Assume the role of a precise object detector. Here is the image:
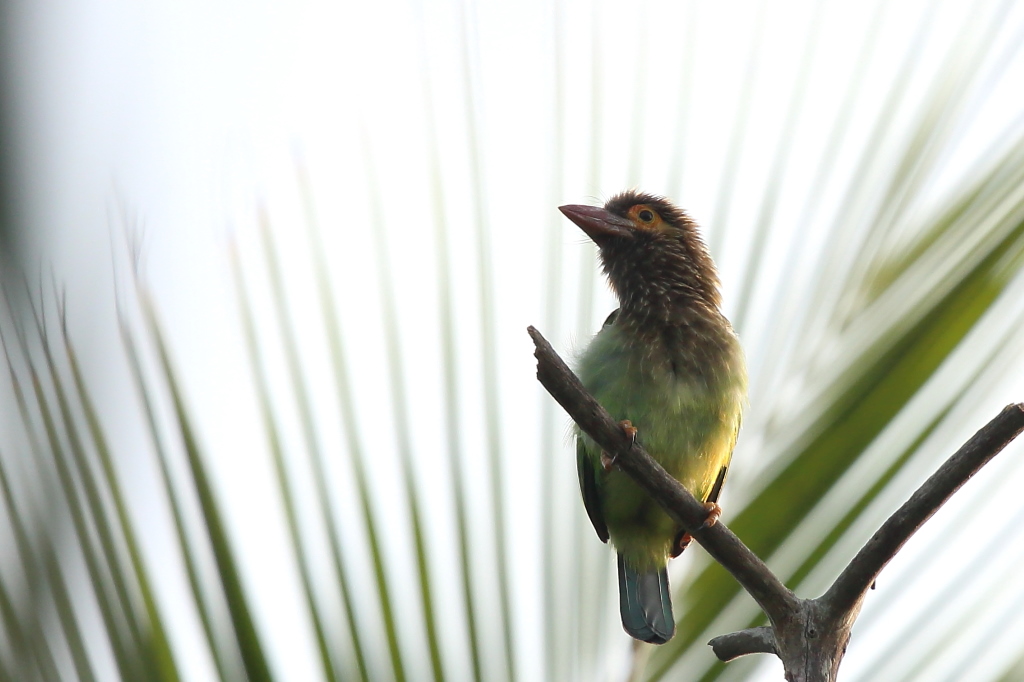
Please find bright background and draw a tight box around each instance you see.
[2,0,1024,681]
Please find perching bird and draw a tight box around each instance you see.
[559,191,747,645]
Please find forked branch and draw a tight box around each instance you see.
[528,325,1024,682]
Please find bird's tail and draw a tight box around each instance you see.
[617,553,674,644]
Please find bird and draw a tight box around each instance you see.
[559,190,747,645]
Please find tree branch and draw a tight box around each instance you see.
[528,324,1024,681]
[708,626,777,661]
[823,403,1024,617]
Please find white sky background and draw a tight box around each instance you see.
[5,0,1024,680]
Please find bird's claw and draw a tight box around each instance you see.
[600,451,616,472]
[600,421,638,471]
[672,503,723,556]
[600,420,638,471]
[699,502,722,530]
[619,419,638,445]
[673,532,693,557]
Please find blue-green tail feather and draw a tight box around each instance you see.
[617,554,674,644]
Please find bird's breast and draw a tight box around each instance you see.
[581,319,742,398]
[577,316,745,465]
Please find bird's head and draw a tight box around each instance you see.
[559,190,722,317]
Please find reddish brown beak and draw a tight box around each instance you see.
[559,204,634,242]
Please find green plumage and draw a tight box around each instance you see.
[561,191,747,645]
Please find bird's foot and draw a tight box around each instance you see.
[601,421,637,471]
[600,451,616,471]
[619,419,638,444]
[670,503,723,557]
[699,502,722,530]
[672,531,692,557]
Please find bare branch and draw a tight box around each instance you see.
[824,403,1024,617]
[708,627,777,661]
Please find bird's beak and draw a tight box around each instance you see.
[559,204,635,242]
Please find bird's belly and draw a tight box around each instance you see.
[590,366,735,492]
[579,340,742,567]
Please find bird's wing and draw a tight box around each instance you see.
[705,414,741,505]
[705,464,728,505]
[576,307,619,543]
[577,440,609,543]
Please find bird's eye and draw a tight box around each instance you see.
[638,209,655,223]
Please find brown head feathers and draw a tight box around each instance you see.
[595,190,722,316]
[604,190,696,232]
